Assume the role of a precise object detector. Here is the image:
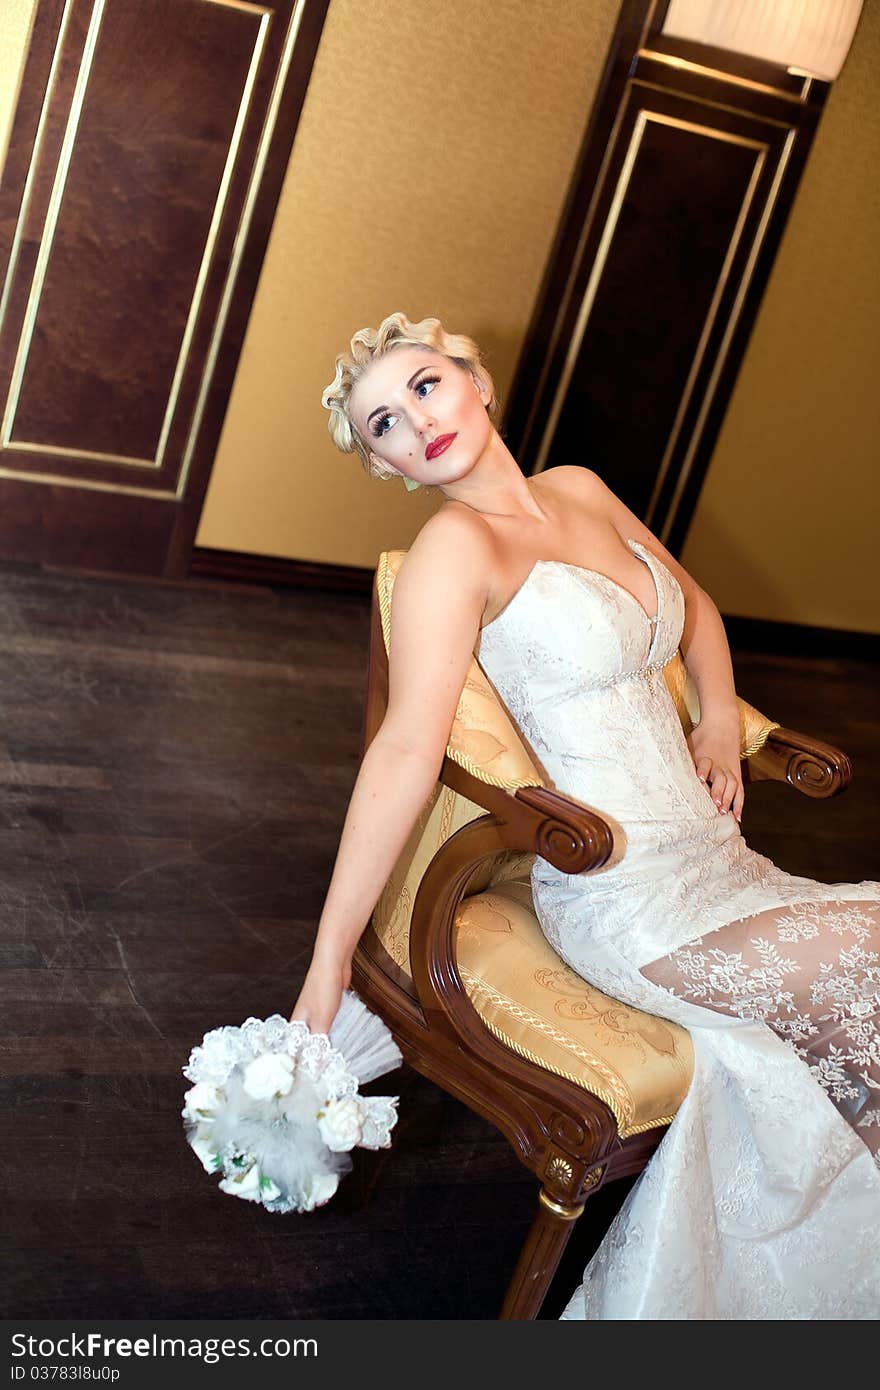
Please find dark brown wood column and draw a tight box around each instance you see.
[0,0,329,578]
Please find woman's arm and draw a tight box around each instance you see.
[552,467,744,821]
[671,591,743,823]
[290,510,495,1032]
[291,735,447,1032]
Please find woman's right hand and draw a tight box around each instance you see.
[289,954,351,1036]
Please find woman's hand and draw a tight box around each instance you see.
[290,953,351,1036]
[687,713,744,823]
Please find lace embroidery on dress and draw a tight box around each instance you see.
[641,900,880,1166]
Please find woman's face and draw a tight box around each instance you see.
[348,344,494,487]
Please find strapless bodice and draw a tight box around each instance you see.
[474,538,698,828]
[476,538,684,694]
[474,536,745,949]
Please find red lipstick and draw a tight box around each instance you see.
[425,433,456,461]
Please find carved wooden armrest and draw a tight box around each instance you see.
[405,755,613,1051]
[744,726,852,798]
[440,755,614,874]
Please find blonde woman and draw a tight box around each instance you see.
[291,312,880,1319]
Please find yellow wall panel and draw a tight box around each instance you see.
[194,0,623,564]
[0,0,38,176]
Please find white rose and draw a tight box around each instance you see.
[259,1175,282,1203]
[301,1171,339,1211]
[189,1134,221,1174]
[241,1051,296,1101]
[219,1162,263,1203]
[182,1081,221,1119]
[317,1097,365,1152]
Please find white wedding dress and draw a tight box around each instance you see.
[475,538,880,1320]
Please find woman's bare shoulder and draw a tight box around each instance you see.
[393,503,495,610]
[407,500,496,568]
[535,465,604,501]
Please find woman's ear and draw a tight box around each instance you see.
[472,372,491,406]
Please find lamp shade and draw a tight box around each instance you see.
[662,0,863,80]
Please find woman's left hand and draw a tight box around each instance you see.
[686,713,744,822]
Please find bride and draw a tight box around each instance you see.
[290,311,880,1319]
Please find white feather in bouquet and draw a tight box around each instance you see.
[181,990,403,1213]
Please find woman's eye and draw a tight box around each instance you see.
[370,375,439,436]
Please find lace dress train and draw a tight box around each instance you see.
[552,893,880,1320]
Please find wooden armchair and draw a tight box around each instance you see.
[351,549,853,1320]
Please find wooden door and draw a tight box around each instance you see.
[0,0,329,577]
[503,0,831,554]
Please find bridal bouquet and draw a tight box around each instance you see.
[181,990,403,1213]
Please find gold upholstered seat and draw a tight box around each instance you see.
[352,547,853,1320]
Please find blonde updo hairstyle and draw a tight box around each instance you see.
[321,312,498,483]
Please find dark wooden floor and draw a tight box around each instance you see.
[1,563,877,1320]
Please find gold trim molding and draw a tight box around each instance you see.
[643,130,766,526]
[639,48,814,104]
[2,0,107,456]
[657,126,796,544]
[0,0,305,504]
[532,108,768,484]
[538,1190,584,1221]
[175,0,308,503]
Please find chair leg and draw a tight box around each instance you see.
[499,1187,585,1320]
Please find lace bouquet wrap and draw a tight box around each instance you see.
[181,990,403,1213]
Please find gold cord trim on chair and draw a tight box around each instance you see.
[471,1009,626,1128]
[461,966,636,1130]
[465,1000,678,1141]
[617,1110,682,1138]
[741,722,781,759]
